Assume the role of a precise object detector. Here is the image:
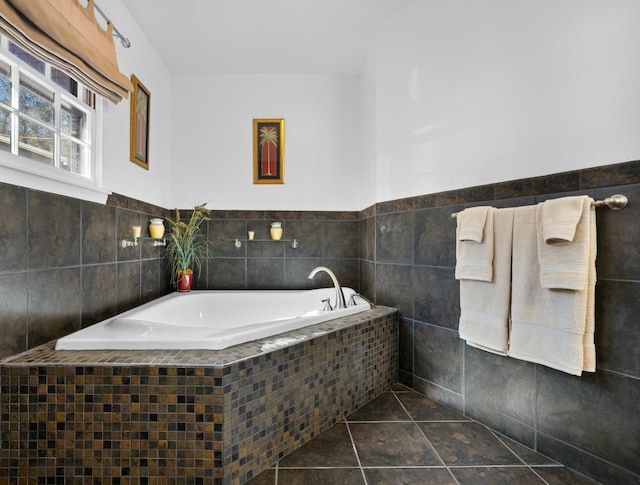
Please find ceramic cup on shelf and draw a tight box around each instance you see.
[248,231,255,240]
[132,225,142,238]
[270,222,283,240]
[149,218,165,238]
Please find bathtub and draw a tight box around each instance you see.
[55,287,370,351]
[6,300,397,483]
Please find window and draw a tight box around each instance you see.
[0,36,107,203]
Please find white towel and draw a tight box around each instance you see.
[540,196,586,243]
[458,208,513,355]
[583,206,597,372]
[509,204,596,376]
[455,206,494,282]
[458,206,489,242]
[537,196,594,290]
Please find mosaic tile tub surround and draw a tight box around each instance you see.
[0,306,398,483]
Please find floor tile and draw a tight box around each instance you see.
[451,466,546,484]
[350,422,441,467]
[418,421,522,466]
[244,389,605,485]
[278,423,358,467]
[245,468,275,485]
[396,392,468,421]
[496,433,558,465]
[533,466,603,484]
[346,392,411,421]
[277,468,365,484]
[391,383,413,392]
[364,467,457,484]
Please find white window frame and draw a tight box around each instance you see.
[0,39,109,204]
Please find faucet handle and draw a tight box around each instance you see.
[348,293,360,306]
[321,298,333,311]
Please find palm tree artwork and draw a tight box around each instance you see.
[253,118,284,184]
[259,126,278,176]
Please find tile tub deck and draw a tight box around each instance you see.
[0,306,398,484]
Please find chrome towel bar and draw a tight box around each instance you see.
[451,194,628,218]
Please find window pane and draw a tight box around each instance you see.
[19,75,54,125]
[60,135,88,176]
[61,100,87,140]
[19,115,54,164]
[0,41,95,185]
[0,106,11,153]
[84,89,96,109]
[51,67,78,97]
[9,42,45,75]
[0,60,10,105]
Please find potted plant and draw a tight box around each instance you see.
[165,204,212,292]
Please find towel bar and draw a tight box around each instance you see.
[451,194,628,218]
[592,194,628,210]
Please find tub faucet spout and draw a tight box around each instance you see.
[307,266,346,309]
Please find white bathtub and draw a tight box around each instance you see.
[55,287,370,351]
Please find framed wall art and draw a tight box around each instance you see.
[253,118,284,184]
[130,75,150,169]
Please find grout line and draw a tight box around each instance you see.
[462,342,466,413]
[390,389,461,485]
[488,428,531,467]
[528,466,552,485]
[447,464,549,469]
[273,461,278,485]
[346,419,413,423]
[347,418,470,424]
[344,419,368,485]
[533,364,539,451]
[410,418,470,423]
[280,466,368,470]
[359,465,457,469]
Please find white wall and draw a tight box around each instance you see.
[99,0,173,208]
[359,44,378,210]
[170,73,361,211]
[86,0,640,211]
[372,0,640,203]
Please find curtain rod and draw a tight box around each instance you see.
[451,194,628,218]
[94,2,131,48]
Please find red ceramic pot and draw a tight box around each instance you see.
[177,271,193,292]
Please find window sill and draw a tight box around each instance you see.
[0,151,110,204]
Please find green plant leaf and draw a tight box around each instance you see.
[164,204,212,287]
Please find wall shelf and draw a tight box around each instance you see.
[121,237,167,248]
[233,238,299,249]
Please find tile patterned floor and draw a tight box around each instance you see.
[246,385,600,485]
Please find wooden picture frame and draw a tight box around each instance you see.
[130,75,150,169]
[253,118,284,184]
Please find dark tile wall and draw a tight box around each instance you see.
[2,158,639,483]
[0,183,172,359]
[203,210,360,292]
[0,187,361,360]
[359,159,640,484]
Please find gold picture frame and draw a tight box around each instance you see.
[253,118,284,184]
[130,75,150,169]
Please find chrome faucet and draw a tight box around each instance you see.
[308,266,346,309]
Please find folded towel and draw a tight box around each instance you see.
[537,196,594,290]
[540,196,586,243]
[455,206,494,282]
[509,204,596,376]
[458,208,513,355]
[457,206,490,242]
